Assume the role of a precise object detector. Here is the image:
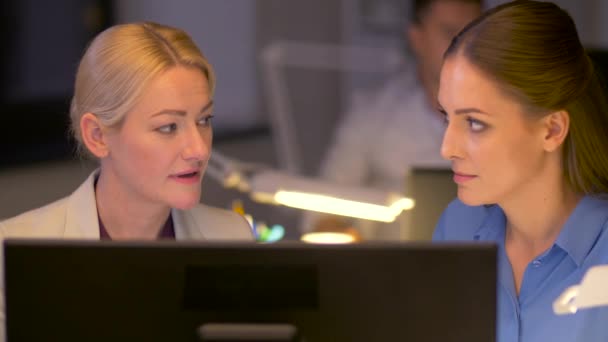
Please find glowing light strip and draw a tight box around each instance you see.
[300,232,356,244]
[274,191,415,222]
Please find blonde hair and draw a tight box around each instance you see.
[70,22,215,156]
[445,1,608,195]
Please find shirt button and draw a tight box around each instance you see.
[532,260,542,267]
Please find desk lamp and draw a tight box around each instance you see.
[206,151,415,242]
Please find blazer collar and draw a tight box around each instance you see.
[63,170,101,239]
[62,169,207,241]
[172,208,206,241]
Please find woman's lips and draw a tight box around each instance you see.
[453,172,477,184]
[170,170,201,184]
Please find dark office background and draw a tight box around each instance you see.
[0,1,114,165]
[1,0,607,231]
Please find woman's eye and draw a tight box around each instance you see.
[198,114,214,127]
[467,118,486,132]
[157,123,177,134]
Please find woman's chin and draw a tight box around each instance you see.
[169,196,201,210]
[457,192,488,207]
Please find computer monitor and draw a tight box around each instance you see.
[4,240,496,342]
[402,168,457,240]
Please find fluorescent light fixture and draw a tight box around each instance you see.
[249,170,414,222]
[207,152,415,223]
[554,265,608,314]
[274,192,412,222]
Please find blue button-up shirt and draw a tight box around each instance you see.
[433,196,608,342]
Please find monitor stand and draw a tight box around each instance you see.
[198,323,299,341]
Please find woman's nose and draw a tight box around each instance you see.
[182,126,211,161]
[440,121,462,161]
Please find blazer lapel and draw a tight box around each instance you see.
[63,170,102,239]
[172,208,206,241]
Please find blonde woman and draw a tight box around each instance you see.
[0,22,254,341]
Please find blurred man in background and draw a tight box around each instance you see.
[305,0,482,240]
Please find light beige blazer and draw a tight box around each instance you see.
[0,170,254,341]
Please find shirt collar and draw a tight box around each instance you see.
[472,196,608,267]
[98,214,175,240]
[473,204,506,243]
[554,195,608,267]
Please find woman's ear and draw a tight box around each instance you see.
[542,110,570,152]
[80,113,110,158]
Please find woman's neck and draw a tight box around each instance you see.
[501,167,581,296]
[94,169,171,240]
[502,174,581,256]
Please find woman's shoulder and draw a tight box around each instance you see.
[0,197,70,238]
[433,198,498,241]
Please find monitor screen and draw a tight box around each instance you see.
[4,240,496,342]
[402,168,457,240]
